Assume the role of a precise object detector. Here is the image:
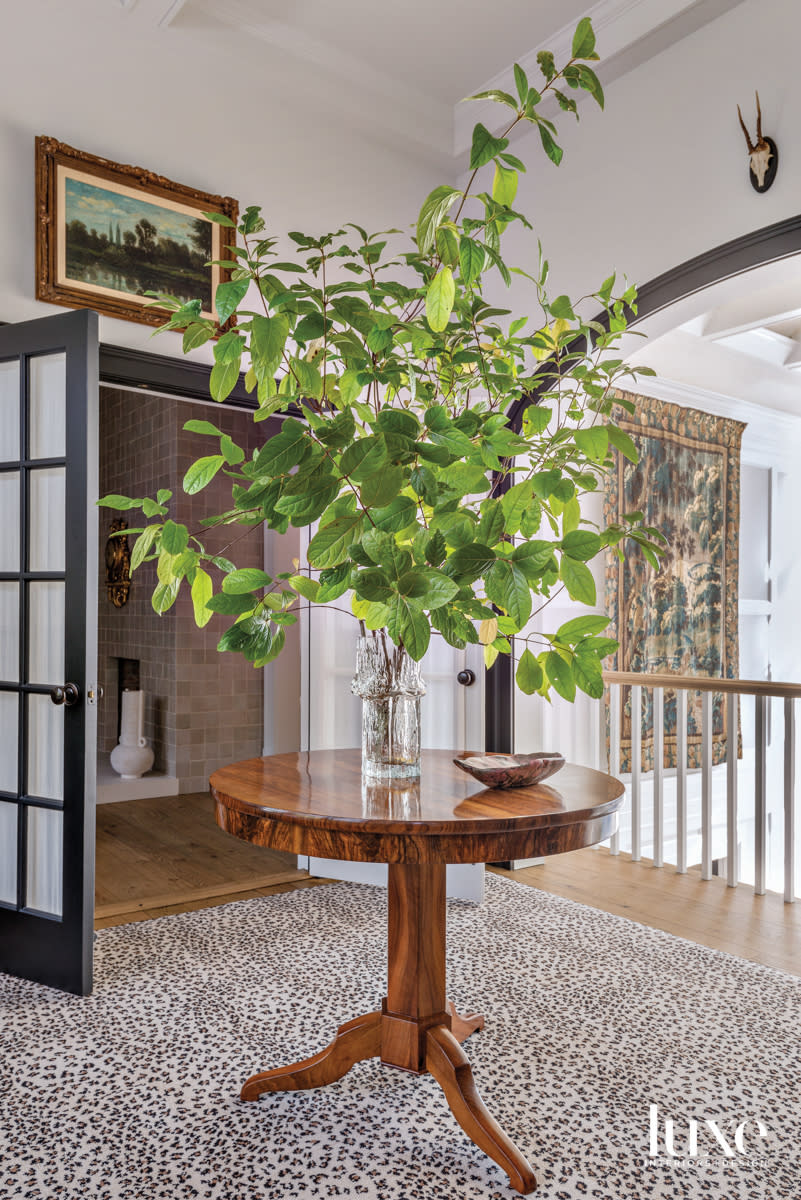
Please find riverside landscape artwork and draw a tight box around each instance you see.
[63,175,213,310]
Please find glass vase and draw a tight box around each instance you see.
[351,633,425,779]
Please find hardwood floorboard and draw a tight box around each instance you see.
[491,847,801,977]
[95,792,309,920]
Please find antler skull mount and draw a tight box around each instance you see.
[737,91,778,192]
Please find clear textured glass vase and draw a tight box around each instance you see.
[351,634,425,779]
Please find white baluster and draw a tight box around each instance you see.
[652,687,664,868]
[609,683,620,856]
[701,690,713,880]
[726,692,739,888]
[754,694,767,896]
[631,684,642,862]
[676,689,688,874]
[785,697,796,904]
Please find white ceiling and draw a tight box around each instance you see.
[624,256,801,450]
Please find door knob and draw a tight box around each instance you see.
[457,669,476,686]
[49,683,80,707]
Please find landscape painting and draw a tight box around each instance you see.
[36,137,238,328]
[62,175,213,311]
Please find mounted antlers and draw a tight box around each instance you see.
[737,91,776,191]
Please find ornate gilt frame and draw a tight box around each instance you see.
[35,136,238,328]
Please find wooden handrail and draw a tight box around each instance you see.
[602,671,801,700]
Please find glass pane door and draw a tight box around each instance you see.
[0,310,98,995]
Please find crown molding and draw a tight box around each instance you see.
[630,375,801,468]
[453,0,745,156]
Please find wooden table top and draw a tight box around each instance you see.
[211,750,624,865]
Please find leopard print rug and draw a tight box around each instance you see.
[1,875,798,1199]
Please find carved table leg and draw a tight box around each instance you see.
[241,1010,381,1101]
[448,999,486,1043]
[427,1024,537,1195]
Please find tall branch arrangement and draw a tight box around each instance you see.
[101,17,664,703]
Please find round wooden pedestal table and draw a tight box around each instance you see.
[210,749,624,1195]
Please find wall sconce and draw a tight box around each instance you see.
[105,519,131,607]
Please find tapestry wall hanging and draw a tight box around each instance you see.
[604,392,745,771]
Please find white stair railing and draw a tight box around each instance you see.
[602,672,800,902]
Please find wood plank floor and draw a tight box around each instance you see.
[97,808,801,976]
[492,848,801,976]
[95,792,308,921]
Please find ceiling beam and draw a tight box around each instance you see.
[700,278,801,340]
[454,0,746,156]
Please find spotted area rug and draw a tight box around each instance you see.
[1,875,799,1200]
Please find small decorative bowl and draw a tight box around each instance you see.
[453,751,565,789]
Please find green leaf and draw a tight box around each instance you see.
[130,525,158,571]
[426,267,455,332]
[561,530,602,561]
[516,648,544,695]
[183,455,225,495]
[209,358,240,402]
[416,185,462,254]
[203,211,236,227]
[207,591,257,615]
[354,568,393,604]
[160,519,188,555]
[501,479,533,535]
[537,124,563,166]
[97,493,139,510]
[485,559,532,627]
[288,574,320,601]
[294,312,325,343]
[572,16,596,58]
[575,426,609,464]
[191,568,214,628]
[470,123,510,169]
[317,563,352,602]
[513,63,528,105]
[387,594,430,660]
[459,237,485,286]
[578,63,604,109]
[559,556,596,605]
[339,435,389,482]
[250,313,289,376]
[183,324,213,353]
[511,539,556,581]
[254,419,308,476]
[222,568,273,594]
[446,543,496,582]
[573,649,604,698]
[307,512,364,567]
[476,499,505,546]
[371,496,417,534]
[545,650,575,701]
[435,224,459,266]
[220,434,245,466]
[556,615,610,641]
[215,278,249,324]
[549,294,575,320]
[607,425,639,463]
[183,419,222,437]
[152,579,180,615]
[291,357,323,400]
[396,567,459,609]
[360,465,403,508]
[492,163,518,207]
[465,89,517,108]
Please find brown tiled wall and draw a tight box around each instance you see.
[98,388,271,791]
[98,389,176,772]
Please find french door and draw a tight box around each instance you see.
[0,310,98,995]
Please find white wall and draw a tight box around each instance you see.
[0,0,450,354]
[494,0,800,309]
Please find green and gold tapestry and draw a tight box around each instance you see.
[604,392,744,771]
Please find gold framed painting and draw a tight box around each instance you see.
[35,136,238,328]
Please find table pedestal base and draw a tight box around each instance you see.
[239,864,537,1194]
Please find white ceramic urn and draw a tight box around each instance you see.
[110,689,155,780]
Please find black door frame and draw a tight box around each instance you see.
[0,309,98,995]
